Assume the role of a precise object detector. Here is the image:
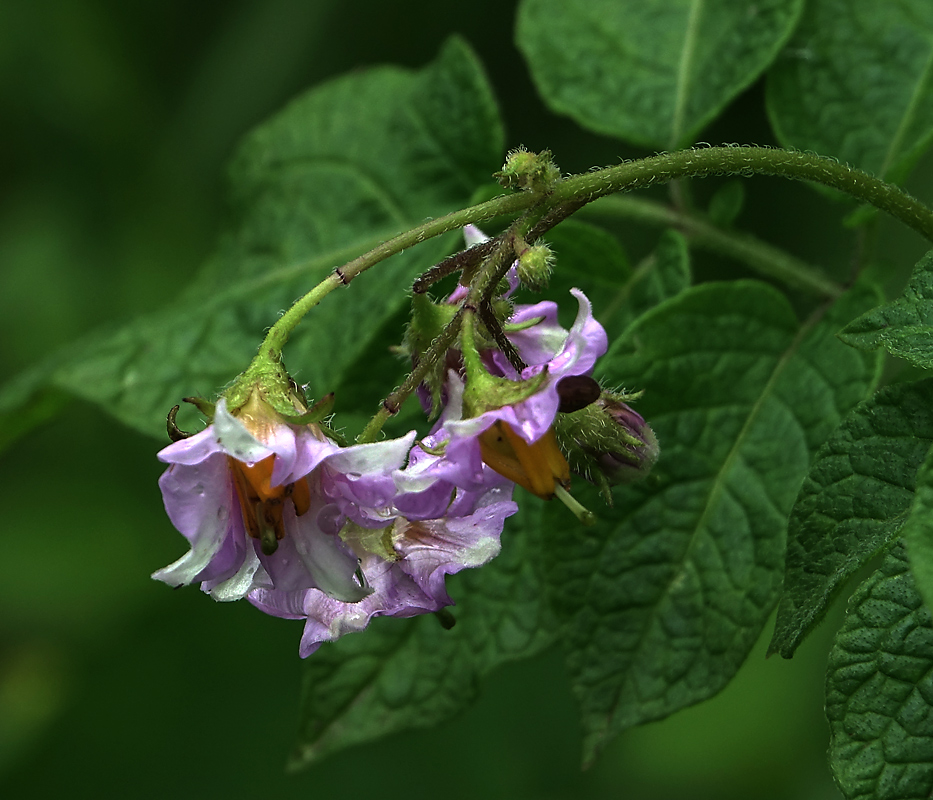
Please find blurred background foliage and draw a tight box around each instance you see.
[1,1,931,797]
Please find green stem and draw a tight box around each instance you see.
[550,148,933,243]
[584,194,844,297]
[260,147,933,360]
[256,191,531,357]
[355,307,466,444]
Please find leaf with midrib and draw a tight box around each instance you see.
[544,280,879,766]
[0,36,503,445]
[826,543,933,800]
[517,0,804,149]
[767,0,933,189]
[770,379,933,659]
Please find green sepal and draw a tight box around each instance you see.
[279,392,335,425]
[182,396,216,419]
[503,315,544,333]
[460,310,547,417]
[340,519,398,563]
[318,423,348,447]
[224,348,306,419]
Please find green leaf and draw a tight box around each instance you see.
[545,280,878,765]
[289,501,554,769]
[902,444,933,616]
[541,222,690,342]
[840,250,933,371]
[767,0,933,187]
[769,379,933,659]
[0,37,503,444]
[707,180,746,229]
[826,544,933,800]
[516,0,804,149]
[620,229,693,331]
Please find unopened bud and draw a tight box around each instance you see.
[517,243,554,291]
[554,389,659,503]
[494,147,561,193]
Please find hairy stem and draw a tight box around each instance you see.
[355,307,466,444]
[260,147,933,361]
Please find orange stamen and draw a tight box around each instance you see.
[478,421,570,499]
[227,455,310,555]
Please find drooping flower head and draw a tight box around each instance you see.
[154,362,519,656]
[154,388,390,604]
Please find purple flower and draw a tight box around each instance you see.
[153,394,415,604]
[248,454,517,657]
[400,288,608,500]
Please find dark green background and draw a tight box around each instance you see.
[2,2,930,797]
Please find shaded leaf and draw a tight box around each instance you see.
[289,502,554,769]
[545,280,879,765]
[0,37,503,444]
[543,222,691,340]
[902,443,933,616]
[517,0,803,149]
[707,180,746,229]
[840,250,933,371]
[770,379,933,659]
[826,544,933,800]
[768,0,933,187]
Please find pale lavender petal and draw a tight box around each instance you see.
[248,587,308,619]
[156,426,226,467]
[502,300,566,367]
[463,224,489,248]
[293,556,439,657]
[325,432,416,476]
[212,398,272,463]
[152,455,237,587]
[255,525,318,594]
[270,426,340,486]
[204,546,265,601]
[394,499,516,604]
[193,502,250,586]
[291,503,371,602]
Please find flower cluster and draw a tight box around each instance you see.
[154,227,656,656]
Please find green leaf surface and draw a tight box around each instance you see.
[545,280,878,765]
[289,501,554,769]
[516,0,803,149]
[539,222,690,341]
[826,544,933,800]
[840,250,933,371]
[767,0,933,187]
[902,443,933,617]
[0,37,503,443]
[770,379,933,659]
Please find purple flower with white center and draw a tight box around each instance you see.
[153,393,416,604]
[248,453,517,657]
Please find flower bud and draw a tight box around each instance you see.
[517,243,554,291]
[494,147,561,193]
[553,389,659,503]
